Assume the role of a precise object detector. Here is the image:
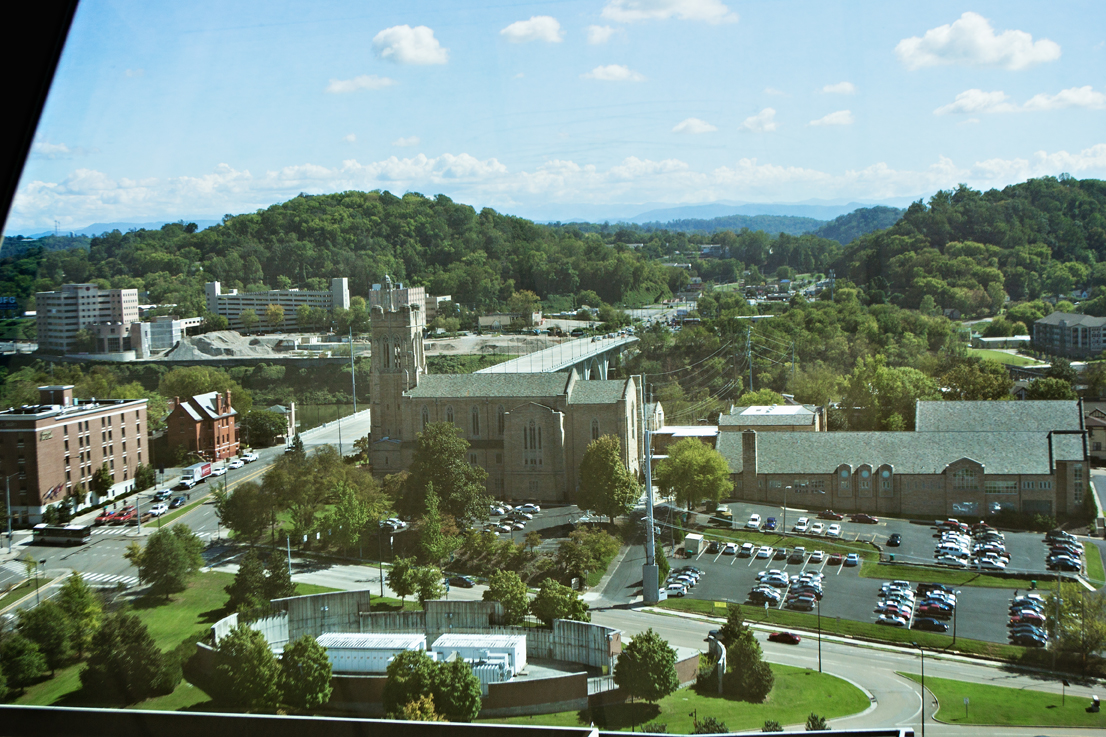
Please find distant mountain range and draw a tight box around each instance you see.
[6,219,220,239]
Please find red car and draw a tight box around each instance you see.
[850,514,879,524]
[827,553,844,565]
[818,510,844,520]
[1009,613,1045,626]
[94,509,117,526]
[115,508,137,525]
[768,631,802,645]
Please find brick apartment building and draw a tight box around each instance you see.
[0,385,148,526]
[1033,311,1106,359]
[166,391,239,461]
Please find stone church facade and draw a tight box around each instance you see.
[369,280,641,504]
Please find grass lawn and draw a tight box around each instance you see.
[965,349,1039,366]
[0,577,55,612]
[858,561,1040,589]
[655,597,1027,662]
[1085,544,1105,587]
[899,672,1106,728]
[705,528,880,561]
[485,663,868,732]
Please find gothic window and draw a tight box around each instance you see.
[591,419,599,441]
[497,405,505,435]
[524,420,543,467]
[392,335,402,368]
[382,337,391,368]
[471,406,480,436]
[421,405,429,430]
[952,467,976,490]
[446,405,454,425]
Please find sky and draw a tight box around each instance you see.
[6,0,1106,233]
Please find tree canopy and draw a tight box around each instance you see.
[577,435,640,522]
[402,422,490,522]
[654,438,732,510]
[614,628,679,703]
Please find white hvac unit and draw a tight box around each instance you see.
[431,634,527,676]
[316,633,426,674]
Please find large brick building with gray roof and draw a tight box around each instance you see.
[716,400,1088,518]
[1033,311,1106,358]
[369,280,640,503]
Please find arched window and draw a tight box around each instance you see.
[446,405,454,425]
[523,420,543,466]
[591,418,600,441]
[421,405,429,430]
[497,405,505,436]
[382,337,391,368]
[392,334,402,368]
[471,406,480,436]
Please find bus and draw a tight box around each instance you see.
[31,524,92,546]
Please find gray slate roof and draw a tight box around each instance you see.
[915,400,1081,433]
[192,391,237,419]
[1036,311,1106,328]
[567,380,628,404]
[406,373,569,399]
[719,411,816,427]
[716,430,1083,476]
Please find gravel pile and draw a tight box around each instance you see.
[165,331,281,360]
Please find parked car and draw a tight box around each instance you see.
[738,542,754,557]
[767,631,802,645]
[887,533,902,547]
[209,466,227,477]
[765,517,778,531]
[242,451,259,463]
[828,553,844,565]
[746,514,762,530]
[722,542,738,555]
[786,596,816,611]
[228,458,245,469]
[850,513,879,524]
[1010,632,1047,648]
[844,553,860,566]
[810,522,826,536]
[912,617,949,632]
[876,614,908,627]
[827,524,842,538]
[149,503,169,517]
[755,545,773,559]
[773,547,788,560]
[809,550,825,564]
[170,495,187,509]
[665,583,687,597]
[707,540,721,554]
[818,510,843,520]
[446,575,475,589]
[95,509,118,525]
[793,517,810,533]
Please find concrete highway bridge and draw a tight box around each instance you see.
[476,334,637,380]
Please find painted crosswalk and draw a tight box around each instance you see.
[92,527,132,535]
[80,571,139,587]
[2,561,27,579]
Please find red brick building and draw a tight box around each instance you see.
[0,385,149,526]
[166,391,239,461]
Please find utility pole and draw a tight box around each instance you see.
[5,472,16,554]
[746,329,753,393]
[349,327,357,414]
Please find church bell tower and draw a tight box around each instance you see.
[369,276,426,474]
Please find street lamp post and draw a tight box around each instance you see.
[35,558,45,604]
[912,642,925,737]
[377,521,385,597]
[817,598,822,673]
[4,472,17,554]
[783,485,791,535]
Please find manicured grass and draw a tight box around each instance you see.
[899,672,1106,728]
[131,571,238,649]
[858,561,1047,589]
[705,528,880,561]
[131,680,212,711]
[965,349,1038,366]
[655,597,1027,662]
[1085,544,1105,587]
[485,663,869,732]
[294,582,342,596]
[0,577,55,612]
[587,546,622,588]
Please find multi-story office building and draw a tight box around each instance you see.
[0,385,148,526]
[205,279,350,332]
[35,284,140,353]
[1033,311,1106,359]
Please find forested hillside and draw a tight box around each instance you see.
[630,213,824,235]
[811,206,904,244]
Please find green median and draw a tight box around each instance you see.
[899,672,1105,728]
[699,527,880,561]
[857,561,1041,589]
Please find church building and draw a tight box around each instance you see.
[369,279,643,504]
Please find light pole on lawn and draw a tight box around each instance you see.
[816,598,822,672]
[35,558,45,604]
[783,485,791,536]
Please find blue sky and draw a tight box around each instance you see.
[7,0,1105,232]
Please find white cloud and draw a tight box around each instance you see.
[601,0,737,24]
[586,25,617,44]
[343,134,357,143]
[809,110,853,126]
[372,25,448,65]
[581,64,645,82]
[12,144,1106,232]
[500,16,563,43]
[1023,86,1106,111]
[125,68,144,78]
[741,108,778,133]
[822,81,855,94]
[32,141,72,158]
[934,89,1016,115]
[325,74,395,93]
[763,87,787,96]
[392,136,420,147]
[895,12,1061,71]
[672,117,717,134]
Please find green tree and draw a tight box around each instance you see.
[507,289,542,322]
[399,693,445,721]
[56,571,102,658]
[18,601,72,674]
[577,435,640,522]
[225,549,268,612]
[158,366,252,415]
[530,579,590,626]
[433,657,483,722]
[0,633,46,694]
[806,713,828,731]
[125,525,204,599]
[214,482,269,543]
[133,463,157,492]
[723,627,774,703]
[614,628,679,705]
[213,624,282,712]
[265,303,285,330]
[1045,584,1106,669]
[202,311,229,332]
[89,463,114,501]
[279,634,333,711]
[654,438,732,511]
[693,717,729,734]
[240,410,289,447]
[841,354,941,430]
[402,422,490,522]
[295,304,315,330]
[329,480,371,554]
[383,649,439,718]
[387,557,417,605]
[716,604,748,649]
[938,358,1014,400]
[80,611,173,703]
[71,328,96,353]
[556,528,619,582]
[240,308,259,332]
[763,720,784,732]
[417,485,457,564]
[1025,376,1077,400]
[265,555,296,600]
[736,388,787,406]
[483,570,530,625]
[414,565,446,607]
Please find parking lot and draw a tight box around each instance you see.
[657,500,1063,645]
